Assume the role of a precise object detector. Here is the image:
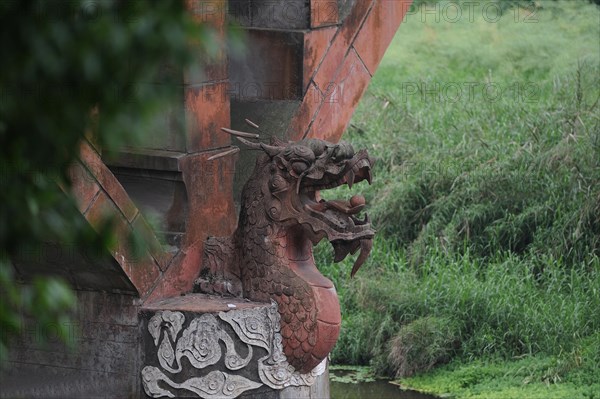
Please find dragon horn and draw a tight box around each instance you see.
[260,143,282,157]
[220,127,259,139]
[235,136,282,157]
[207,147,240,161]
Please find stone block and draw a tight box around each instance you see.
[185,83,232,152]
[228,0,251,26]
[286,83,322,141]
[353,0,413,75]
[77,291,140,326]
[310,0,339,28]
[185,45,228,84]
[105,149,185,173]
[107,162,187,247]
[84,192,161,298]
[67,160,100,213]
[145,240,202,300]
[312,0,373,93]
[131,88,187,152]
[179,150,237,246]
[303,27,337,91]
[1,291,141,399]
[186,0,227,24]
[80,141,139,223]
[229,0,307,29]
[184,0,228,85]
[131,214,174,272]
[140,295,328,398]
[250,0,309,29]
[307,48,371,142]
[229,30,304,102]
[10,238,137,295]
[145,150,237,299]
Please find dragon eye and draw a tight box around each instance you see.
[292,161,309,174]
[331,147,341,161]
[331,143,354,161]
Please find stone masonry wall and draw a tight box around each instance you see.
[1,291,141,399]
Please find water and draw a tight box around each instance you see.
[329,368,438,399]
[330,380,437,399]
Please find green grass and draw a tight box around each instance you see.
[403,349,600,399]
[317,1,600,397]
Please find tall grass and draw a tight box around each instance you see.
[317,0,600,392]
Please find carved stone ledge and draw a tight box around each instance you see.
[140,294,326,399]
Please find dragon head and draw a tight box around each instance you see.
[239,136,376,277]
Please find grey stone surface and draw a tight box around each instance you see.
[310,365,330,399]
[229,30,303,102]
[229,0,310,29]
[11,240,137,295]
[106,149,186,173]
[110,166,187,246]
[280,367,330,399]
[251,0,309,29]
[140,298,328,398]
[0,291,141,399]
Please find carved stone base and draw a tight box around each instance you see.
[140,294,329,399]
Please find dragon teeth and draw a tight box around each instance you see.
[351,238,373,278]
[346,170,355,189]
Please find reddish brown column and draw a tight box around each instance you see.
[148,0,237,301]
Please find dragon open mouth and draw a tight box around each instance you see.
[299,152,376,277]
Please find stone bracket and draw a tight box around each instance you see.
[140,295,325,398]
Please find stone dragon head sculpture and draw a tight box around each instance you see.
[195,128,375,373]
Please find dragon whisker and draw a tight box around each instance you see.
[220,127,260,139]
[207,147,240,161]
[244,119,260,129]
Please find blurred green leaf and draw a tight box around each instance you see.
[0,0,230,361]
